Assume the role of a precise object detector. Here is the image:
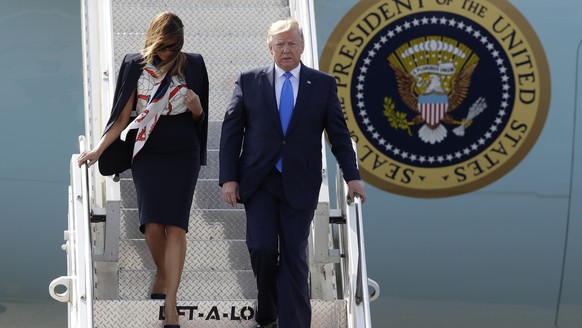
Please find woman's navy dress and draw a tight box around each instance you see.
[131,66,200,233]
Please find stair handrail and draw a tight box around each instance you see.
[336,167,374,327]
[49,135,94,328]
[79,0,123,263]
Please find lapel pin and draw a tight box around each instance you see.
[307,80,312,84]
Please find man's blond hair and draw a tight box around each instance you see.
[267,18,304,45]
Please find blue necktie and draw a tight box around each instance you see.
[276,71,293,172]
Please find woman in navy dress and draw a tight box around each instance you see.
[78,12,208,328]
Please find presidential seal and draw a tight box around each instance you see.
[321,0,550,197]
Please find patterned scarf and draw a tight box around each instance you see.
[120,69,172,160]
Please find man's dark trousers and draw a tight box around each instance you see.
[244,169,313,328]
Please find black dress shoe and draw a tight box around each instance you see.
[163,325,180,328]
[150,293,166,299]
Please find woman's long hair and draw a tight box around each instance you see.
[141,12,186,77]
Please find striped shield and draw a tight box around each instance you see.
[418,94,449,126]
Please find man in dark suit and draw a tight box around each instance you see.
[219,18,366,328]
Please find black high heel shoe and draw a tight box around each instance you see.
[150,293,166,299]
[163,303,179,328]
[150,274,166,300]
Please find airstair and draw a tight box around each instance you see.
[49,0,378,327]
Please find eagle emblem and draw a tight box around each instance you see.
[385,37,487,144]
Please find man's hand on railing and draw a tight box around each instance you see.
[347,180,366,204]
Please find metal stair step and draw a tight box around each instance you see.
[207,120,223,150]
[118,269,256,300]
[206,92,234,121]
[112,0,287,9]
[120,208,246,240]
[94,299,347,327]
[112,5,289,35]
[119,239,251,271]
[199,150,219,179]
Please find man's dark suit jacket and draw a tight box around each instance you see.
[219,63,360,209]
[103,53,209,165]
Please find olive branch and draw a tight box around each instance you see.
[383,97,413,136]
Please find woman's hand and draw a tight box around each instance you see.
[78,149,101,168]
[185,89,203,119]
[77,89,133,168]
